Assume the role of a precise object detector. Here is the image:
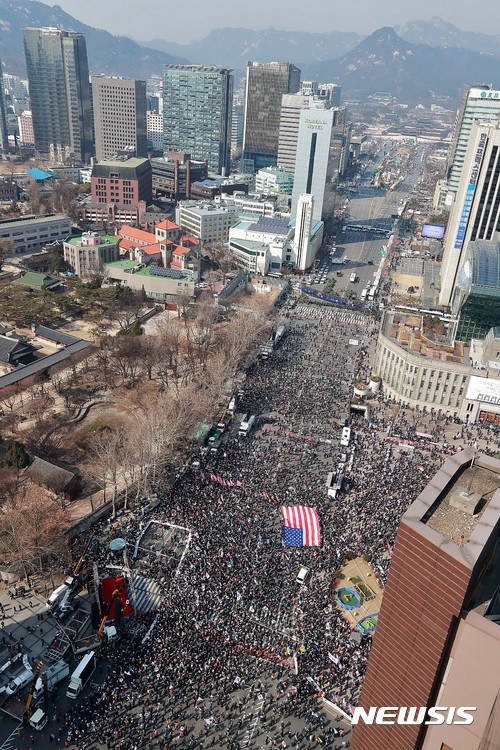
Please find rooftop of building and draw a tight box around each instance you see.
[178,202,234,216]
[118,225,155,244]
[105,260,192,280]
[91,158,151,178]
[27,168,58,181]
[405,451,500,567]
[460,239,500,294]
[0,214,69,229]
[163,64,232,74]
[65,234,118,247]
[381,310,468,364]
[155,219,179,231]
[248,217,291,236]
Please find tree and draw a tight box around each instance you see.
[3,440,29,469]
[0,482,69,582]
[0,239,15,271]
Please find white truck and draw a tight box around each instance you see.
[33,659,69,699]
[46,583,71,612]
[29,708,48,731]
[239,414,255,436]
[66,651,96,700]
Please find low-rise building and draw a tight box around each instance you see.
[0,214,71,254]
[104,259,194,302]
[0,179,19,202]
[151,152,208,200]
[12,271,61,291]
[175,201,237,244]
[229,216,293,274]
[374,310,500,423]
[255,166,294,195]
[63,232,119,278]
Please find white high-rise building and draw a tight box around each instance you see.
[440,122,500,307]
[291,107,334,223]
[446,86,500,202]
[277,94,329,176]
[147,111,163,151]
[293,194,315,271]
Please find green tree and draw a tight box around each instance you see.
[3,440,30,469]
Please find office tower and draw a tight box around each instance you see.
[243,62,300,171]
[446,85,500,201]
[162,65,233,175]
[0,61,9,152]
[277,94,330,176]
[440,123,500,307]
[147,111,164,151]
[23,27,93,163]
[91,76,147,161]
[291,107,334,223]
[318,82,341,107]
[352,450,500,750]
[231,103,244,153]
[300,81,318,96]
[452,239,500,342]
[18,111,35,147]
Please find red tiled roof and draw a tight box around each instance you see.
[140,243,161,255]
[171,258,182,269]
[119,238,136,251]
[118,225,155,244]
[172,245,190,256]
[156,219,179,231]
[181,235,199,245]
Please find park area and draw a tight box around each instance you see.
[333,556,384,633]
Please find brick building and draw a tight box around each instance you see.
[352,450,500,750]
[91,157,152,206]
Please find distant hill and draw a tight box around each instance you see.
[140,27,363,73]
[302,27,500,104]
[396,16,500,57]
[0,0,188,77]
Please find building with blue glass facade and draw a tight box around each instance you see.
[453,239,500,342]
[162,65,233,176]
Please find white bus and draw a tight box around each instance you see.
[360,288,368,301]
[349,273,358,283]
[340,427,351,446]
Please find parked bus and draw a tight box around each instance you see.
[360,288,368,301]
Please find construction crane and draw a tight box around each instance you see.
[65,533,95,592]
[98,589,121,642]
[24,660,44,720]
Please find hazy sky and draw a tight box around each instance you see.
[52,0,500,42]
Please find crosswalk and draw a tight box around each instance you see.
[294,304,368,326]
[0,723,21,750]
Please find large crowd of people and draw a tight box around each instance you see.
[55,301,464,749]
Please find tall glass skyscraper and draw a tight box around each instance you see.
[23,27,93,163]
[162,65,233,175]
[243,62,300,172]
[0,61,8,152]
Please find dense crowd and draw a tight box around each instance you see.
[60,301,458,750]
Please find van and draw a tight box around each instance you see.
[46,583,70,612]
[296,567,310,585]
[6,667,34,696]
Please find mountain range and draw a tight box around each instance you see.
[301,27,500,104]
[0,0,187,78]
[1,2,500,105]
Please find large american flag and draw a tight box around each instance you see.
[280,506,321,547]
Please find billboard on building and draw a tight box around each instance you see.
[466,376,500,404]
[422,224,445,240]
